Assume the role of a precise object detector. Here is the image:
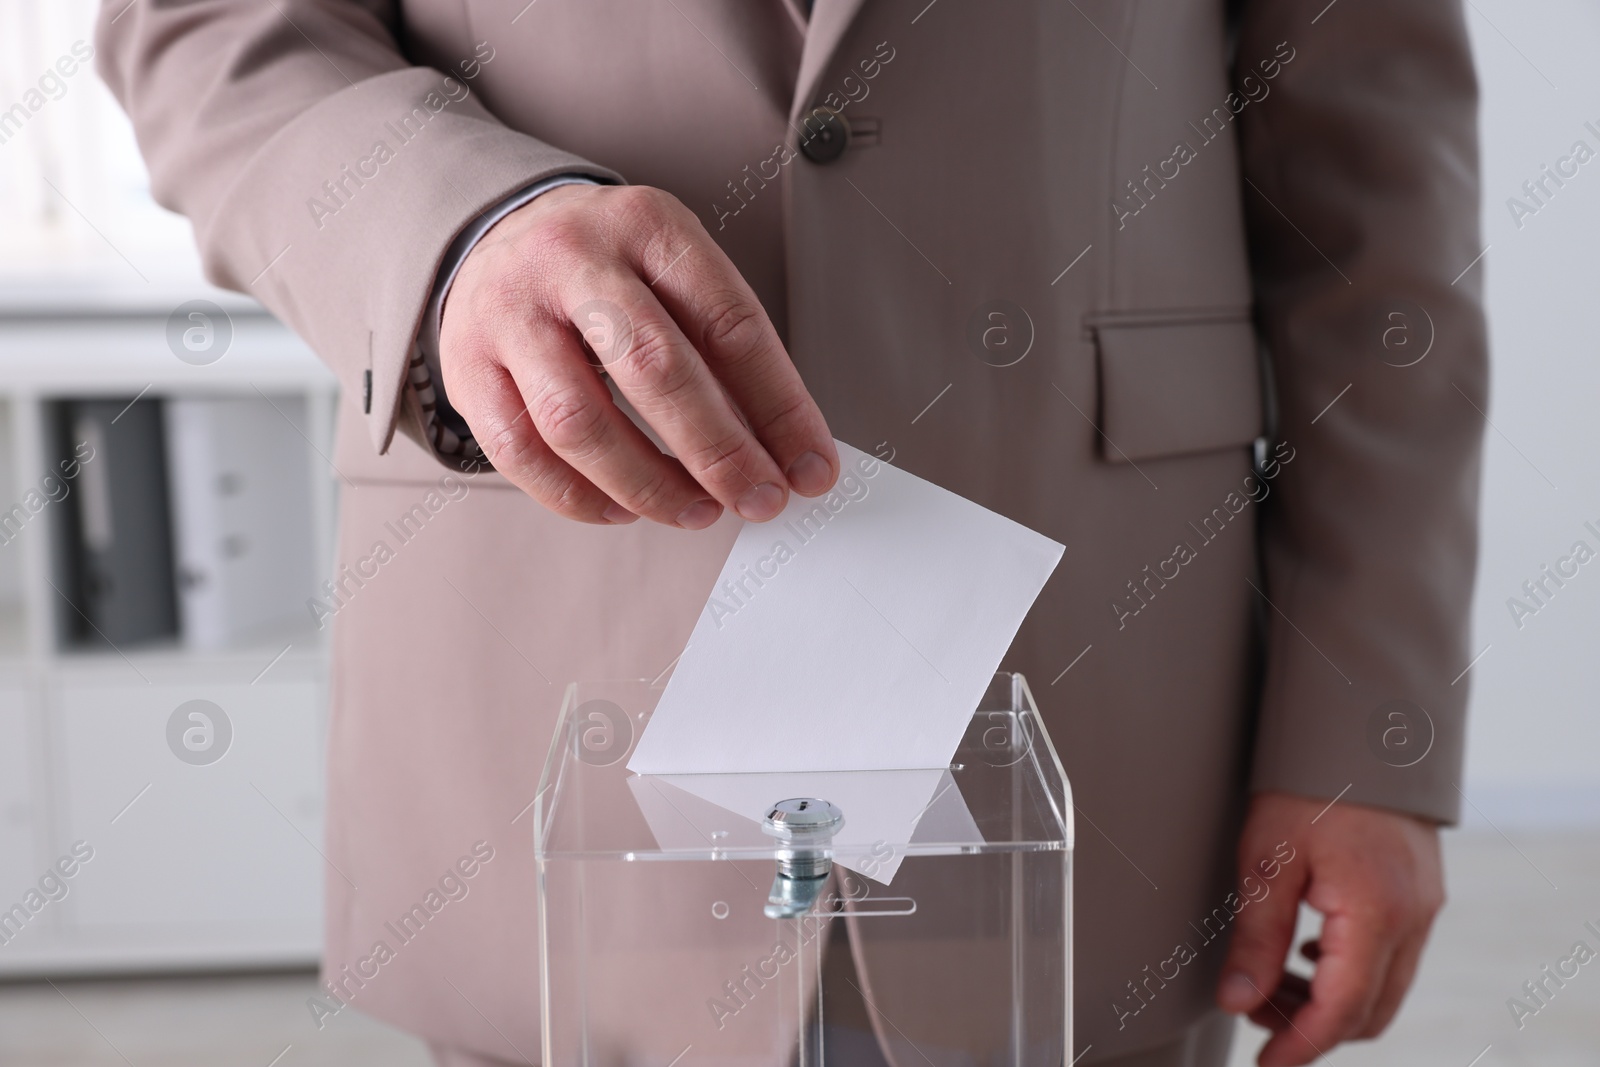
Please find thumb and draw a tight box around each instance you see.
[1217,842,1308,1015]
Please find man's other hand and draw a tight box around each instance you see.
[1217,791,1445,1067]
[440,183,839,528]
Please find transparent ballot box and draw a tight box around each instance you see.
[534,671,1073,1067]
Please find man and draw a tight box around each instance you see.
[98,1,1486,1065]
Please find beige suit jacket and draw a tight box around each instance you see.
[99,0,1487,1060]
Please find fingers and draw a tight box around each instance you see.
[1221,795,1445,1067]
[1256,910,1395,1067]
[1358,924,1430,1038]
[440,182,838,528]
[1245,971,1309,1032]
[1218,844,1308,1017]
[499,317,728,528]
[448,358,636,525]
[622,192,838,496]
[573,267,795,522]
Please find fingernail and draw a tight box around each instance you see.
[785,451,834,495]
[1218,972,1258,1014]
[602,503,638,525]
[735,482,785,522]
[675,499,721,530]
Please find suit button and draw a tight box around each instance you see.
[798,106,849,164]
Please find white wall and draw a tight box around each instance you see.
[1462,0,1600,826]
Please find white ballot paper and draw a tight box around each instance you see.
[626,439,1062,881]
[631,438,1062,772]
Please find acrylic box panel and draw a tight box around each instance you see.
[534,671,1073,1067]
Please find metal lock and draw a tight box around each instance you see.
[762,798,844,919]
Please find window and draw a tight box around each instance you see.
[0,0,203,294]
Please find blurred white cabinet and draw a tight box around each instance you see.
[0,300,338,975]
[0,686,37,916]
[52,678,323,938]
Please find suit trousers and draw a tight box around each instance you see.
[427,1014,1236,1067]
[424,915,1236,1067]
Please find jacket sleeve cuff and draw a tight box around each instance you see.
[411,175,606,463]
[187,67,624,459]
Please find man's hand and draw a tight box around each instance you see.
[1218,791,1444,1067]
[440,183,839,528]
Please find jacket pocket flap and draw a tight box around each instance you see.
[1095,315,1264,462]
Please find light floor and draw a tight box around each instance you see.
[1,829,1595,1067]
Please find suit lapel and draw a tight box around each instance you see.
[777,0,809,34]
[789,0,869,125]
